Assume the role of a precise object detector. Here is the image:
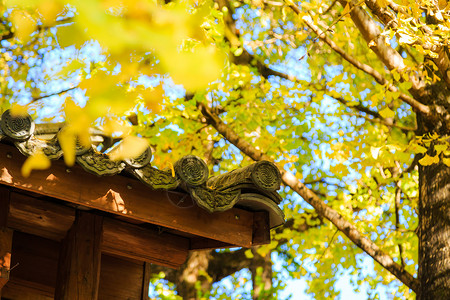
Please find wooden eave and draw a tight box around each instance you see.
[0,110,285,299]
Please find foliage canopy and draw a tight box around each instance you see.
[2,0,450,298]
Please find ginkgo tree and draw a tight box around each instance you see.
[2,0,450,299]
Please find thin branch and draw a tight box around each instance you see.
[293,8,432,117]
[198,102,420,292]
[343,112,417,131]
[316,229,339,262]
[335,96,382,119]
[336,0,407,72]
[216,0,297,82]
[367,0,450,88]
[395,184,406,268]
[32,87,76,102]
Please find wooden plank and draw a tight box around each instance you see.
[2,278,54,300]
[0,144,254,247]
[102,218,189,268]
[3,231,58,299]
[141,262,151,300]
[8,192,75,241]
[0,186,10,226]
[99,254,144,300]
[190,237,233,250]
[0,227,12,289]
[3,232,154,300]
[0,188,11,291]
[7,194,189,267]
[10,231,59,290]
[55,211,103,300]
[252,211,271,246]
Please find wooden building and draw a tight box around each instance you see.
[0,110,284,299]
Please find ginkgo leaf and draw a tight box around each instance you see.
[342,3,350,17]
[435,144,447,154]
[376,0,388,8]
[443,157,450,166]
[11,10,37,42]
[371,146,382,159]
[58,128,76,166]
[379,107,395,119]
[37,0,63,26]
[21,152,51,178]
[10,104,28,117]
[419,154,439,166]
[411,144,428,154]
[109,136,149,161]
[244,249,254,259]
[398,32,417,45]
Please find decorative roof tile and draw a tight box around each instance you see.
[0,109,285,228]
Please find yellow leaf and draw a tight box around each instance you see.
[56,59,85,78]
[244,249,254,259]
[168,162,175,177]
[435,144,447,154]
[443,157,450,166]
[109,136,149,161]
[371,146,382,159]
[21,152,51,178]
[419,154,439,166]
[101,118,132,137]
[10,103,28,117]
[58,127,76,166]
[370,94,379,107]
[37,0,63,26]
[411,144,427,154]
[56,24,87,48]
[376,0,388,8]
[11,10,37,42]
[159,45,225,91]
[138,85,163,113]
[379,107,395,119]
[398,32,417,45]
[342,3,350,17]
[368,40,377,47]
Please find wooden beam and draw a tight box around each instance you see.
[98,254,144,300]
[0,186,10,226]
[102,218,189,268]
[7,193,189,267]
[9,231,59,294]
[190,238,233,250]
[141,262,151,300]
[0,187,11,291]
[0,144,254,247]
[0,227,12,290]
[8,192,74,241]
[252,211,271,246]
[3,231,154,300]
[55,211,103,300]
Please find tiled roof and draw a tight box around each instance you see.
[0,109,284,228]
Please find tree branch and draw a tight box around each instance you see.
[366,0,450,88]
[337,0,406,72]
[198,102,420,292]
[216,0,296,82]
[31,87,76,102]
[292,7,432,117]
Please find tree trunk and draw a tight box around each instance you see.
[416,86,450,298]
[250,248,272,300]
[176,250,212,299]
